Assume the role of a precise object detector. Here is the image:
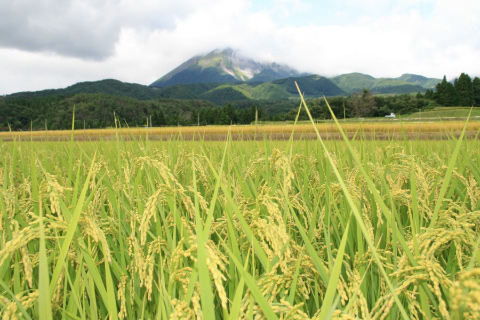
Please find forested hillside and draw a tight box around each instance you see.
[0,94,215,130]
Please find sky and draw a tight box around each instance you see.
[1,0,480,95]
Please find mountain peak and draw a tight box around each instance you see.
[150,48,304,87]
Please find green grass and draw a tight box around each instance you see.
[406,107,480,119]
[0,102,480,319]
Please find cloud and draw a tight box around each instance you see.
[1,0,480,95]
[0,0,197,60]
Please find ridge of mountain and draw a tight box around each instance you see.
[331,72,440,94]
[7,79,163,100]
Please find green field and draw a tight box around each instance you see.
[405,107,480,119]
[1,95,480,319]
[1,117,480,319]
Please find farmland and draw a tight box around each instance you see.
[1,101,480,319]
[1,116,480,142]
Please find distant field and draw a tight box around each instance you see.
[1,106,480,141]
[1,119,480,141]
[405,107,480,119]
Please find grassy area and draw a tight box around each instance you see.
[405,107,480,119]
[1,93,480,319]
[1,100,480,318]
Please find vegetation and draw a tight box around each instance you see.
[0,94,215,130]
[331,73,439,95]
[283,92,434,121]
[1,93,480,319]
[7,79,166,101]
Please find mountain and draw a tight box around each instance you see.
[332,73,441,95]
[331,73,376,93]
[397,73,441,89]
[150,48,305,87]
[8,79,165,100]
[151,48,441,95]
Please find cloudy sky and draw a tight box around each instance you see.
[1,0,479,95]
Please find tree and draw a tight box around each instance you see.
[190,109,199,125]
[435,75,457,106]
[250,104,257,124]
[236,109,246,124]
[454,73,473,106]
[349,88,377,117]
[218,110,230,125]
[473,77,480,106]
[152,109,166,126]
[223,103,236,124]
[424,89,435,100]
[257,106,264,120]
[204,107,215,125]
[309,105,323,119]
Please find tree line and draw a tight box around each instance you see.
[0,94,215,130]
[280,91,433,121]
[151,103,264,126]
[0,93,267,130]
[426,73,480,107]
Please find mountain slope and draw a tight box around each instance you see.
[272,75,345,97]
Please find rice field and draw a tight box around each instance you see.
[1,96,480,319]
[1,119,480,142]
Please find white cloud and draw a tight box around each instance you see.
[0,0,209,60]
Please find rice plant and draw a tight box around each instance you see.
[0,96,479,319]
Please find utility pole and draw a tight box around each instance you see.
[419,108,421,133]
[255,107,258,138]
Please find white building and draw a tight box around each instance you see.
[385,113,396,118]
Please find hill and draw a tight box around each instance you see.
[8,79,165,100]
[398,74,441,89]
[331,73,376,94]
[332,73,440,95]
